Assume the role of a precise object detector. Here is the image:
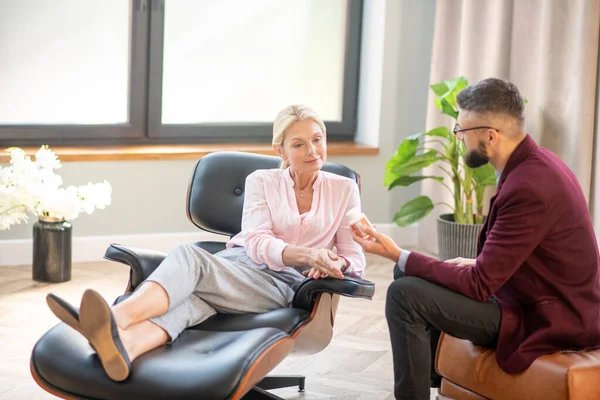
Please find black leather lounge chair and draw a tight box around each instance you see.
[30,151,376,400]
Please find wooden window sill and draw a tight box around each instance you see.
[0,142,379,162]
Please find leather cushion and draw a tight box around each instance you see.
[440,379,489,400]
[32,324,290,400]
[191,307,310,334]
[193,240,228,254]
[436,333,600,400]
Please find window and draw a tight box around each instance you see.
[0,0,362,146]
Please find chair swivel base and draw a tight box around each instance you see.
[243,375,305,399]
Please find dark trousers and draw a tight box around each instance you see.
[389,264,501,400]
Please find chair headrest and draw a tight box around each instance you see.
[186,151,358,236]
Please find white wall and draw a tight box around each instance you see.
[0,0,437,265]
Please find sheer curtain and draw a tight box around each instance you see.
[418,0,600,255]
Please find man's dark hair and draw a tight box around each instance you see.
[456,78,524,121]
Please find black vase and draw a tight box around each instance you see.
[32,216,72,283]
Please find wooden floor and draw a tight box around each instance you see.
[0,254,439,400]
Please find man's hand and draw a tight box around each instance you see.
[445,257,476,267]
[304,249,345,279]
[351,225,402,262]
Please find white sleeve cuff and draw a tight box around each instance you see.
[266,240,289,271]
[397,250,411,272]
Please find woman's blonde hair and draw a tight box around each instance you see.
[272,105,326,169]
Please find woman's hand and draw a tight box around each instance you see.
[351,226,402,262]
[445,257,476,267]
[303,249,345,279]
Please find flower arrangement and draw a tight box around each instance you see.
[0,146,112,230]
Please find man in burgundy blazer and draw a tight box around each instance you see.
[353,78,600,400]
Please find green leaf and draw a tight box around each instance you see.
[393,196,434,227]
[427,126,451,138]
[396,138,419,162]
[473,163,497,186]
[384,138,419,186]
[407,126,450,141]
[388,175,443,190]
[445,77,468,106]
[430,82,449,97]
[431,76,469,108]
[392,150,440,176]
[384,169,399,188]
[439,99,458,119]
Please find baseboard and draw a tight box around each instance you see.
[0,223,418,267]
[0,231,228,267]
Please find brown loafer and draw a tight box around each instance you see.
[46,293,83,335]
[80,289,131,382]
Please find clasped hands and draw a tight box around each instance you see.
[301,248,346,280]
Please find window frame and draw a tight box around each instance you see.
[0,0,150,147]
[0,0,363,147]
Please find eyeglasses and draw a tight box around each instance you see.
[452,123,499,138]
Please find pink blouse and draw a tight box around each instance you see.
[227,168,366,278]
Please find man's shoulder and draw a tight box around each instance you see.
[507,149,563,185]
[500,148,578,209]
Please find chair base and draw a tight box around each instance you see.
[243,375,306,399]
[256,375,305,392]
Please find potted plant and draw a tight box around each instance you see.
[385,77,497,260]
[0,146,112,282]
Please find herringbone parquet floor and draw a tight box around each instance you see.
[0,254,439,400]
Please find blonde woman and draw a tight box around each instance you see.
[46,105,366,382]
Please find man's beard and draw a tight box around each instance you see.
[465,140,490,168]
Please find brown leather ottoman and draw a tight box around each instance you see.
[435,333,600,400]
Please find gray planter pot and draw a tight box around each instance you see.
[436,213,483,261]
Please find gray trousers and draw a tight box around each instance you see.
[144,244,299,341]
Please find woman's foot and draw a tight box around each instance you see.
[46,293,83,335]
[80,289,132,382]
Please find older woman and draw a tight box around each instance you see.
[46,104,366,382]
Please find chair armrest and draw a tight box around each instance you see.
[104,243,167,290]
[292,276,375,312]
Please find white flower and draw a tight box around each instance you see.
[35,145,61,170]
[38,187,82,221]
[0,167,12,185]
[78,181,112,214]
[0,189,29,229]
[0,146,112,229]
[7,147,36,176]
[7,147,27,165]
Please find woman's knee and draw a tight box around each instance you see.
[172,243,213,265]
[174,242,202,254]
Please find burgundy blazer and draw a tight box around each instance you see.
[405,134,600,374]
